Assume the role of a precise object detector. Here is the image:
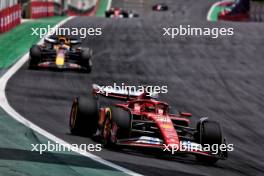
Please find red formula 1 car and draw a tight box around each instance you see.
[152,3,169,11]
[105,7,139,18]
[69,84,228,163]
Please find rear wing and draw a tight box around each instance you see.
[44,37,81,45]
[92,84,159,100]
[92,84,141,100]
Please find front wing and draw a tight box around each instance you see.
[115,136,227,160]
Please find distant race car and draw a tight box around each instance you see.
[152,3,169,11]
[105,7,139,18]
[69,85,228,163]
[28,36,93,73]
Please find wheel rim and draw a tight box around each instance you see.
[103,118,111,140]
[70,101,78,129]
[110,122,118,144]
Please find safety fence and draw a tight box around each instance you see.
[0,3,21,33]
[0,0,98,34]
[67,0,97,16]
[30,1,55,18]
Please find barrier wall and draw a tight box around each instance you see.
[67,0,97,16]
[0,0,98,34]
[0,3,21,33]
[30,1,55,18]
[30,0,97,18]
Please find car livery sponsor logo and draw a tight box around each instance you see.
[156,115,171,122]
[161,124,173,129]
[136,136,163,145]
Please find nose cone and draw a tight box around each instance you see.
[56,53,65,66]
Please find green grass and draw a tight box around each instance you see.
[0,16,65,68]
[0,0,111,69]
[96,0,109,17]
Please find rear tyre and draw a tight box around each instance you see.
[69,96,99,136]
[105,11,111,17]
[29,45,41,69]
[195,118,222,164]
[133,14,139,18]
[164,6,169,11]
[81,48,93,73]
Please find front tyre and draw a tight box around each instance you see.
[110,107,132,139]
[28,45,41,69]
[81,48,93,73]
[195,118,222,164]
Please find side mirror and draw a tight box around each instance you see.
[44,37,57,44]
[180,112,192,117]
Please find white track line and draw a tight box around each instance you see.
[107,0,112,10]
[206,0,234,21]
[0,16,142,176]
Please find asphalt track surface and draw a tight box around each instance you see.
[5,0,264,176]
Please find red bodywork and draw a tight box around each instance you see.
[116,99,181,147]
[108,8,123,17]
[218,10,249,21]
[114,9,121,17]
[92,85,212,157]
